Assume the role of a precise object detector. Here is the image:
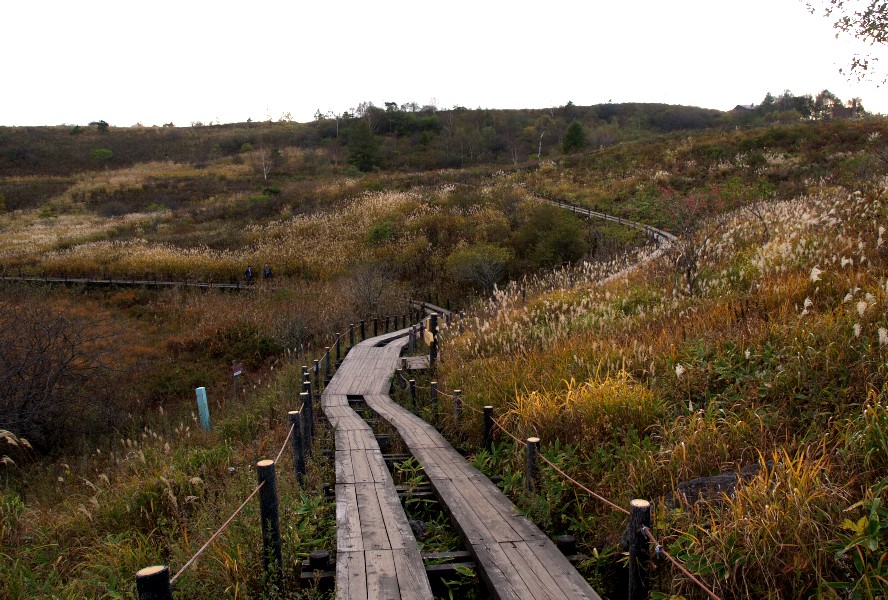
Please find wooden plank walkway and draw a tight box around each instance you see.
[322,330,434,600]
[325,328,601,600]
[0,275,244,290]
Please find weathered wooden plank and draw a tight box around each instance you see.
[392,546,435,599]
[336,484,363,552]
[355,483,393,551]
[366,448,391,484]
[335,551,367,600]
[336,450,355,484]
[365,550,400,600]
[517,539,601,599]
[471,539,535,600]
[348,448,388,485]
[499,540,566,600]
[346,429,373,451]
[431,477,496,545]
[408,447,454,482]
[334,428,352,453]
[374,482,417,551]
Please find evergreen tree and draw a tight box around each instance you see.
[562,121,586,153]
[348,120,380,171]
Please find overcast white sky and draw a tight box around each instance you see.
[2,0,885,127]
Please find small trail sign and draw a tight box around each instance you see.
[232,360,243,401]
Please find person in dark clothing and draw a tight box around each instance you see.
[263,264,272,280]
[244,265,254,284]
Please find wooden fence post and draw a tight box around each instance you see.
[526,437,540,492]
[622,499,652,600]
[289,410,305,482]
[335,334,341,364]
[555,535,577,556]
[453,390,462,428]
[408,326,416,353]
[409,379,416,410]
[135,565,173,600]
[385,316,390,333]
[373,317,378,336]
[302,378,310,412]
[324,348,331,378]
[395,369,404,389]
[312,360,320,394]
[360,320,365,340]
[430,381,438,406]
[300,391,313,453]
[483,406,494,453]
[349,324,355,348]
[257,460,284,591]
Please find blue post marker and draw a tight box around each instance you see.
[196,387,211,431]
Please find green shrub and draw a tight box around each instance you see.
[368,219,397,244]
[90,148,113,161]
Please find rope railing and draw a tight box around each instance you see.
[489,414,527,447]
[274,422,296,465]
[170,481,265,583]
[172,416,297,582]
[641,526,722,600]
[536,453,629,516]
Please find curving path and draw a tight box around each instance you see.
[536,195,676,245]
[322,324,601,599]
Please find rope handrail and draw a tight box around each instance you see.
[172,412,298,584]
[641,526,722,600]
[171,480,265,583]
[490,415,527,447]
[274,423,296,465]
[536,453,629,516]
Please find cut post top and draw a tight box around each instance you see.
[257,459,274,468]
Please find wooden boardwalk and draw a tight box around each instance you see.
[322,330,434,600]
[0,275,245,290]
[324,327,601,599]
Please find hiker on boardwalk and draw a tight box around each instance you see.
[244,265,254,284]
[262,264,272,280]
